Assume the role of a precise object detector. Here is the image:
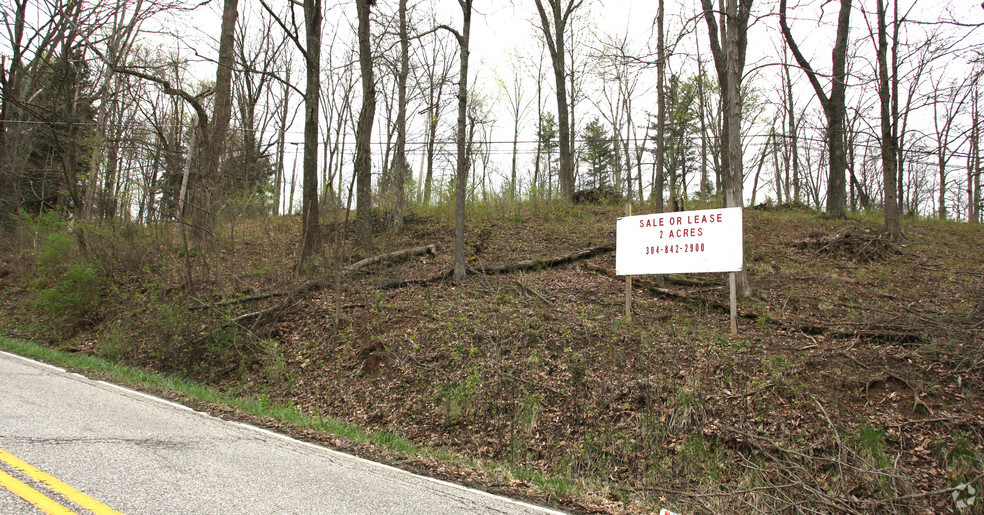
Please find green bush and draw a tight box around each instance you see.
[23,221,102,332]
[36,231,77,275]
[9,209,66,249]
[34,261,101,329]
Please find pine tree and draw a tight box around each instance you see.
[580,117,615,190]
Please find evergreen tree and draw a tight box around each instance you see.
[580,117,615,189]
[536,112,559,192]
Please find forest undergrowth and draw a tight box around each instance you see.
[1,201,982,514]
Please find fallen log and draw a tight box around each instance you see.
[190,291,288,310]
[379,243,616,290]
[344,244,436,273]
[209,244,438,328]
[664,274,724,287]
[583,263,764,321]
[198,244,437,311]
[379,270,453,290]
[471,243,615,275]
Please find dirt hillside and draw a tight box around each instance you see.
[2,204,982,513]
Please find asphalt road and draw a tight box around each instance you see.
[0,350,565,514]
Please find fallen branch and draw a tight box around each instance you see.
[344,244,436,273]
[199,244,438,311]
[586,264,931,345]
[379,270,454,290]
[471,243,614,275]
[799,324,926,344]
[665,274,724,287]
[583,263,765,321]
[380,243,616,290]
[209,244,438,326]
[514,275,554,305]
[190,291,288,310]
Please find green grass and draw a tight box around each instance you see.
[0,335,584,505]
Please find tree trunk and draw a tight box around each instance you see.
[392,0,409,230]
[701,0,752,296]
[534,62,543,192]
[697,58,710,200]
[424,108,437,205]
[299,0,322,267]
[877,0,900,237]
[533,0,583,204]
[272,73,289,216]
[452,0,473,282]
[971,83,981,223]
[201,0,239,251]
[785,54,800,204]
[892,0,904,215]
[724,0,743,210]
[780,0,851,219]
[354,0,376,245]
[654,0,666,212]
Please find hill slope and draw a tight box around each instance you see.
[2,204,982,513]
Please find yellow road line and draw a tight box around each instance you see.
[0,447,121,514]
[0,467,76,515]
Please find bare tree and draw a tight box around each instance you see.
[780,0,852,219]
[391,0,412,229]
[438,0,475,282]
[654,0,667,211]
[498,51,532,199]
[81,0,170,222]
[970,68,982,223]
[259,0,323,267]
[413,26,456,206]
[782,46,801,204]
[532,0,585,203]
[701,0,752,295]
[700,0,752,210]
[233,15,290,214]
[929,74,970,220]
[354,0,377,245]
[875,0,901,237]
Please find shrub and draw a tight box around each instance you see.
[29,224,102,332]
[34,261,101,330]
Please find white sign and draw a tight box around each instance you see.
[616,207,743,275]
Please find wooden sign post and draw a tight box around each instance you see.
[625,203,632,322]
[729,272,738,335]
[616,207,744,335]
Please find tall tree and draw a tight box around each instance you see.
[436,0,474,281]
[498,52,531,199]
[780,0,852,218]
[655,0,666,211]
[354,0,377,245]
[537,112,559,193]
[875,0,901,237]
[700,0,752,210]
[580,117,615,189]
[782,47,801,204]
[532,0,585,203]
[413,27,455,206]
[259,0,322,266]
[700,0,752,295]
[970,70,982,224]
[929,74,970,220]
[391,0,411,230]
